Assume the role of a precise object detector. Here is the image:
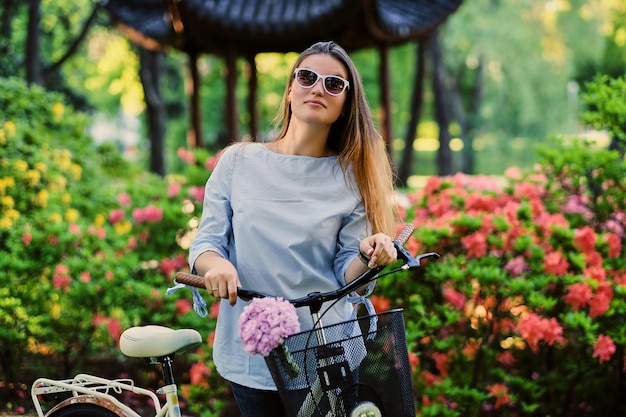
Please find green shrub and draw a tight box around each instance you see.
[0,77,228,415]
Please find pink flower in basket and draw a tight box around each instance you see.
[239,297,300,356]
[238,297,301,377]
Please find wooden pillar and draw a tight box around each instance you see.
[378,45,392,152]
[188,51,203,148]
[139,48,166,175]
[246,53,258,141]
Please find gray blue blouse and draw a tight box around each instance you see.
[189,142,368,390]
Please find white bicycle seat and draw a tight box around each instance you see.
[120,325,202,358]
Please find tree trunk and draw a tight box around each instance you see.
[429,31,453,176]
[398,40,426,186]
[378,45,392,153]
[139,48,166,176]
[0,0,19,60]
[25,0,42,85]
[188,51,203,149]
[461,55,484,174]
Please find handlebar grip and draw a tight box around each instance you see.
[175,272,205,289]
[394,223,415,246]
[174,272,269,300]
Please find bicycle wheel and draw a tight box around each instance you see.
[49,403,125,417]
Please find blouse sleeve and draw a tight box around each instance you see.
[188,145,237,271]
[333,197,369,286]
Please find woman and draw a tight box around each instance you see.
[189,40,399,416]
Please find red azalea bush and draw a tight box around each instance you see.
[376,138,626,416]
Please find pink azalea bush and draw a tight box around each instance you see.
[377,138,626,416]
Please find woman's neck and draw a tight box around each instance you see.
[278,125,335,157]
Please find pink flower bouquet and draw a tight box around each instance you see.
[238,297,301,377]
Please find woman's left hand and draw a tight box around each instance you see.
[359,233,397,268]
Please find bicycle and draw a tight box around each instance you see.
[30,223,437,417]
[175,223,439,417]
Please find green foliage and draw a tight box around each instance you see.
[377,139,625,416]
[0,77,227,415]
[582,74,626,152]
[3,73,626,416]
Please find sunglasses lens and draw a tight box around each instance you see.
[296,69,318,87]
[325,77,345,95]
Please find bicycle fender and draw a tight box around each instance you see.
[45,395,132,417]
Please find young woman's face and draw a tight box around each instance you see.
[288,54,349,128]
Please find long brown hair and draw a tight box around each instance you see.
[273,41,398,236]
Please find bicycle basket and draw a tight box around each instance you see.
[265,309,415,417]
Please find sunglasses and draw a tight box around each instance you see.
[293,68,350,96]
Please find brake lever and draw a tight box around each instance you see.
[394,241,440,270]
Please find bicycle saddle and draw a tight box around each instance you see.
[120,325,202,358]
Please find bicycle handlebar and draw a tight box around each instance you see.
[174,223,439,310]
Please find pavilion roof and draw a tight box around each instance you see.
[102,0,464,56]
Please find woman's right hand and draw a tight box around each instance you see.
[196,252,241,306]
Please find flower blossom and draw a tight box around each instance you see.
[238,297,300,356]
[605,233,621,258]
[408,351,420,372]
[177,147,196,164]
[53,264,72,292]
[543,251,569,276]
[496,351,516,367]
[205,151,223,171]
[592,334,616,363]
[442,287,466,310]
[560,194,593,219]
[461,231,488,258]
[22,232,32,245]
[504,256,528,277]
[189,186,205,202]
[175,299,193,315]
[117,192,131,207]
[564,282,592,310]
[504,166,522,180]
[517,312,563,351]
[487,383,510,409]
[370,295,391,312]
[589,282,613,318]
[133,206,163,224]
[108,209,125,224]
[168,182,181,198]
[574,226,597,253]
[189,361,211,387]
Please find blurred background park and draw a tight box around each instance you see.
[1,0,625,416]
[4,0,625,179]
